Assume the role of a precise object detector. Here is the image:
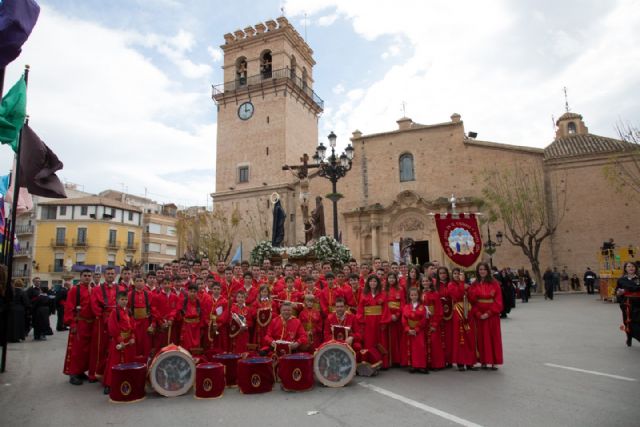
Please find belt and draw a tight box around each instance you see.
[77,316,94,323]
[120,331,131,339]
[477,298,494,303]
[408,319,419,328]
[388,301,401,309]
[133,308,148,319]
[184,317,200,324]
[364,305,382,316]
[427,305,434,311]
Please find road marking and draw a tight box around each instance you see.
[359,382,485,427]
[544,363,637,382]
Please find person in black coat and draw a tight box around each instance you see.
[8,279,31,342]
[30,286,52,341]
[543,267,554,300]
[615,262,640,347]
[55,281,70,331]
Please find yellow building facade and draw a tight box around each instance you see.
[33,197,142,288]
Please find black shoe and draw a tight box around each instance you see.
[627,336,632,347]
[409,368,418,374]
[481,365,488,370]
[420,369,429,374]
[466,365,479,371]
[457,365,466,371]
[87,378,98,383]
[490,366,499,371]
[78,373,89,380]
[69,376,83,386]
[103,387,110,395]
[445,363,453,369]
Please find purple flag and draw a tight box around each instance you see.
[19,124,66,198]
[0,0,40,68]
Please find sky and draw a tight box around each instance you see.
[2,0,639,207]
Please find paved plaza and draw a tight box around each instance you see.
[1,294,638,427]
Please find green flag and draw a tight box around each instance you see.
[0,75,27,153]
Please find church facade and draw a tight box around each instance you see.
[211,18,639,276]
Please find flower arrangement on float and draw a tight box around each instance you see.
[249,237,351,266]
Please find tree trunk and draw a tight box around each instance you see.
[530,260,543,294]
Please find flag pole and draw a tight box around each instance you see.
[1,65,29,373]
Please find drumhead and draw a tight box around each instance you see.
[149,349,196,397]
[313,342,356,387]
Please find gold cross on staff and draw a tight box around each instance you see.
[282,153,318,179]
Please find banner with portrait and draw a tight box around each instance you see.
[434,213,482,267]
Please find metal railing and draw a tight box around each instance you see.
[14,247,32,257]
[16,225,34,234]
[125,242,138,251]
[13,269,30,278]
[211,67,324,110]
[72,238,88,247]
[107,240,121,250]
[51,238,67,247]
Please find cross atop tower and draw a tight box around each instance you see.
[563,86,570,113]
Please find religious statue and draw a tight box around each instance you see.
[283,154,318,244]
[271,192,286,247]
[311,196,326,241]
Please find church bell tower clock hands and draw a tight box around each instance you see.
[238,102,254,120]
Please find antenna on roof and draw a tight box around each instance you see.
[304,12,308,41]
[401,101,407,117]
[563,86,570,113]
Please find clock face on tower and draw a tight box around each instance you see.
[238,102,254,120]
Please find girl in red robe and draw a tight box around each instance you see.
[385,272,405,366]
[468,262,503,369]
[404,266,421,301]
[436,267,454,367]
[252,285,275,348]
[128,277,153,360]
[103,292,136,395]
[179,285,203,353]
[357,275,391,369]
[402,287,428,373]
[448,268,478,370]
[420,277,445,369]
[298,294,323,351]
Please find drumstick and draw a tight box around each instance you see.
[272,298,305,306]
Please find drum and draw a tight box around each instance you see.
[109,362,147,403]
[237,357,274,394]
[148,344,196,397]
[313,341,356,387]
[194,362,225,399]
[210,353,241,387]
[278,353,314,392]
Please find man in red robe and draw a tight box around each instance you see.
[264,302,308,354]
[128,276,154,359]
[298,294,323,351]
[151,278,178,352]
[63,269,94,385]
[179,284,204,353]
[323,297,361,351]
[319,272,342,317]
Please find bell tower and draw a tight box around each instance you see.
[212,17,323,193]
[210,17,323,247]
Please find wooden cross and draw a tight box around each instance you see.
[282,153,318,180]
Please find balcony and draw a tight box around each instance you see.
[211,67,324,111]
[125,242,138,252]
[48,264,64,273]
[16,225,34,234]
[107,240,121,250]
[14,247,32,257]
[13,269,31,278]
[72,238,89,248]
[51,238,67,248]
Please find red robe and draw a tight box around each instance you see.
[447,281,477,366]
[204,295,229,353]
[468,281,503,365]
[421,290,445,369]
[89,283,125,380]
[323,311,361,350]
[341,285,361,314]
[356,292,391,368]
[128,289,153,359]
[251,298,275,348]
[319,286,342,317]
[103,306,136,388]
[402,303,428,369]
[178,296,203,352]
[151,290,178,351]
[385,287,405,366]
[437,281,454,365]
[298,307,323,351]
[63,284,93,376]
[276,289,302,314]
[229,303,252,353]
[263,315,308,350]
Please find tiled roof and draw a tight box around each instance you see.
[544,133,632,160]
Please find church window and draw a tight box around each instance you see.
[567,121,576,134]
[238,165,249,183]
[236,57,247,86]
[399,153,415,182]
[261,50,272,79]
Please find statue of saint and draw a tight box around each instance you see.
[311,196,326,241]
[271,192,286,247]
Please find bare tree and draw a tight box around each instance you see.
[177,206,241,262]
[481,163,568,287]
[603,122,640,196]
[243,197,272,244]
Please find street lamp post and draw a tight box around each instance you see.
[313,131,354,241]
[483,223,503,270]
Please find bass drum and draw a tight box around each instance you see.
[148,344,196,397]
[313,341,356,388]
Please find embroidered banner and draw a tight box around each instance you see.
[434,213,482,267]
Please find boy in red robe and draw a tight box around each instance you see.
[319,272,342,318]
[229,290,252,353]
[204,281,229,353]
[298,294,323,351]
[342,273,361,314]
[64,269,94,385]
[324,297,361,351]
[103,292,136,395]
[151,278,178,352]
[448,268,478,371]
[277,276,302,314]
[179,284,204,353]
[128,276,154,360]
[421,277,445,370]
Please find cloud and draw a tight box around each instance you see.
[1,5,216,207]
[286,0,640,149]
[332,83,345,94]
[207,46,223,62]
[317,13,338,26]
